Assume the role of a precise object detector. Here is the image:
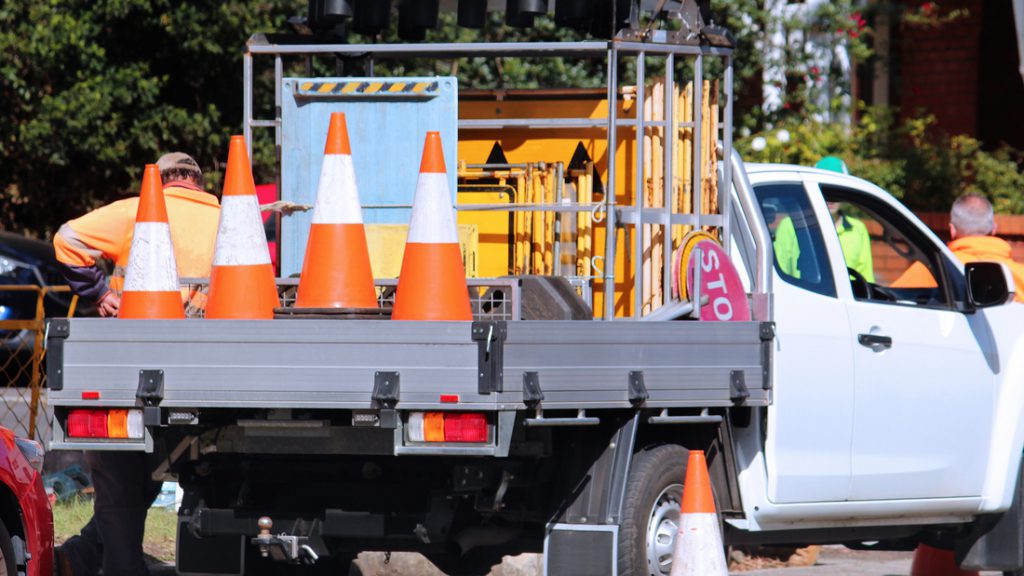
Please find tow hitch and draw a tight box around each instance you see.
[251,516,322,564]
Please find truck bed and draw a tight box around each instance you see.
[48,317,771,411]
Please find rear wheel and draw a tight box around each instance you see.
[618,444,690,576]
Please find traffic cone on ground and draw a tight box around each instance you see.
[669,450,728,576]
[295,112,377,309]
[391,132,472,321]
[205,135,280,319]
[910,544,978,576]
[119,164,185,319]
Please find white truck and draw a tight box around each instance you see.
[45,18,1024,576]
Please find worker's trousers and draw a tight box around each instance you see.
[64,451,163,576]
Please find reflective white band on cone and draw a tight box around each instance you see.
[407,173,458,244]
[669,513,728,576]
[213,195,272,266]
[312,155,363,225]
[123,222,179,292]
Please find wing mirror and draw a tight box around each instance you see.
[965,262,1015,309]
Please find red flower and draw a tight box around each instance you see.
[809,66,821,76]
[921,2,936,16]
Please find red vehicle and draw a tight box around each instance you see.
[0,428,52,576]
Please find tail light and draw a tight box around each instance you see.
[407,412,489,443]
[67,409,144,440]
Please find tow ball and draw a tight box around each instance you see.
[251,516,320,564]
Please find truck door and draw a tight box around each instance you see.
[752,179,855,503]
[816,182,996,500]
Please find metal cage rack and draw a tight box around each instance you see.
[243,30,734,320]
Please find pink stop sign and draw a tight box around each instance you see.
[685,240,751,322]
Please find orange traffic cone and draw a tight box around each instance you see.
[910,544,978,576]
[119,164,185,319]
[205,135,280,319]
[295,112,377,309]
[669,450,728,576]
[391,132,472,321]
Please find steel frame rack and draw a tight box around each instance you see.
[243,32,734,320]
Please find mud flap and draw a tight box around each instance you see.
[176,517,245,576]
[544,524,617,576]
[959,460,1024,570]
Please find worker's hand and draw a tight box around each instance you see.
[97,291,121,318]
[260,201,312,217]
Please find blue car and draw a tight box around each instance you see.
[1,232,94,386]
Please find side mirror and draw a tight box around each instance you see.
[965,262,1015,309]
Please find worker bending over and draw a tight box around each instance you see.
[54,152,220,316]
[53,153,220,576]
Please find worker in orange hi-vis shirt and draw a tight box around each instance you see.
[893,193,1024,302]
[53,153,220,317]
[53,154,220,576]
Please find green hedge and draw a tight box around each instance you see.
[736,105,1024,214]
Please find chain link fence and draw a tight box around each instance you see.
[0,285,79,442]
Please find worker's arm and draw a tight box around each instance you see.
[53,199,134,306]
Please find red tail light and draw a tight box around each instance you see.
[407,412,489,443]
[68,410,107,438]
[443,413,488,443]
[66,409,145,439]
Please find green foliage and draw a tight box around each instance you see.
[1,0,1011,236]
[737,106,1024,214]
[0,0,293,236]
[348,11,606,90]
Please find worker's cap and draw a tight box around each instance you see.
[156,152,202,175]
[815,156,849,175]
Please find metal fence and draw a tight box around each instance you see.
[0,285,79,441]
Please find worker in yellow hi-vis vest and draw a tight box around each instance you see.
[773,157,873,282]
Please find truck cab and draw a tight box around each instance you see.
[730,162,1024,564]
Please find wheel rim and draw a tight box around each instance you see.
[646,482,683,576]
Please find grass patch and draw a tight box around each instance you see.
[53,497,177,563]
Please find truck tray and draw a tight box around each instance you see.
[47,318,771,411]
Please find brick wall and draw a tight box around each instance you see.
[894,0,984,137]
[872,212,1024,282]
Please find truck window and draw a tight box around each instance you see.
[755,183,836,298]
[821,186,952,308]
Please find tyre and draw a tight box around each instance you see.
[618,444,706,576]
[0,520,16,576]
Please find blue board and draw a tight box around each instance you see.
[280,76,458,276]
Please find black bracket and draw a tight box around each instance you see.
[45,319,70,391]
[136,370,165,407]
[760,321,775,391]
[372,371,400,409]
[522,372,544,406]
[730,370,750,404]
[628,371,649,405]
[137,369,165,427]
[472,321,507,395]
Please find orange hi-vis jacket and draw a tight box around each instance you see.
[892,235,1024,303]
[54,183,221,304]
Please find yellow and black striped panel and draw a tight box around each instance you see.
[295,80,440,97]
